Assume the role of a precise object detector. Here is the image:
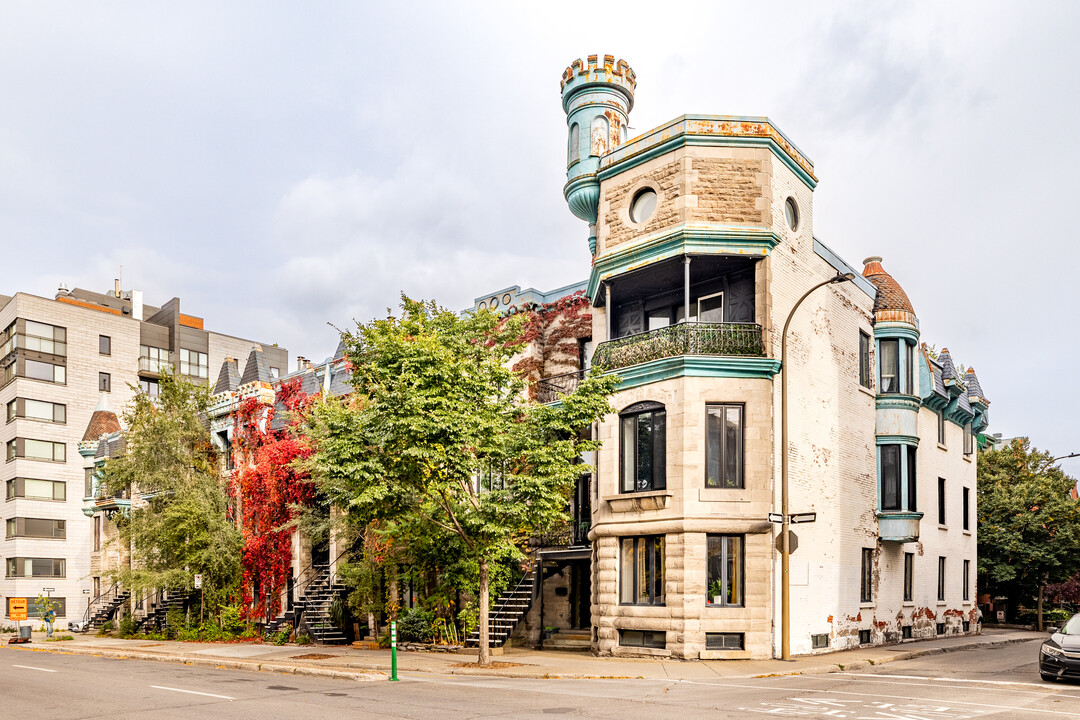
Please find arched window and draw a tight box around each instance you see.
[568,123,580,165]
[620,401,666,492]
[591,115,610,156]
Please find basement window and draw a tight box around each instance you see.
[811,633,829,649]
[706,633,744,650]
[902,625,913,639]
[859,629,871,645]
[936,623,946,636]
[619,629,665,649]
[963,621,971,632]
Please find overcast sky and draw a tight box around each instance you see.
[2,1,1077,473]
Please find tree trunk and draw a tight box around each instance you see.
[478,556,490,666]
[367,611,376,639]
[1038,582,1045,632]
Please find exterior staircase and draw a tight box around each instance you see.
[83,585,131,631]
[465,566,537,648]
[138,590,192,632]
[265,564,349,645]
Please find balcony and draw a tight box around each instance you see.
[536,370,586,404]
[139,356,172,376]
[592,322,765,371]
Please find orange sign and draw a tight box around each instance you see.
[8,597,27,621]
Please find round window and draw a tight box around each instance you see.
[785,197,800,231]
[630,188,658,224]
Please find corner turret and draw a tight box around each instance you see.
[560,54,636,255]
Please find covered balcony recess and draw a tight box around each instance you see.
[592,255,769,374]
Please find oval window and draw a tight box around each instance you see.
[785,197,800,231]
[630,188,658,224]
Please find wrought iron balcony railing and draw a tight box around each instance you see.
[536,369,586,404]
[591,321,765,371]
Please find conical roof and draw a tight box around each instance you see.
[965,367,987,401]
[213,356,241,394]
[862,256,915,320]
[82,393,121,441]
[240,346,273,385]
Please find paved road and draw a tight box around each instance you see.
[2,638,1076,718]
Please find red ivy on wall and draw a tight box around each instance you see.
[510,291,592,398]
[231,379,316,620]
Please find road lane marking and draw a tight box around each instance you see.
[833,672,1068,691]
[674,679,1079,716]
[12,664,56,672]
[150,685,234,700]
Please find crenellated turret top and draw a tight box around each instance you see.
[560,54,636,112]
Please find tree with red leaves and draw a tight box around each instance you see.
[231,379,317,620]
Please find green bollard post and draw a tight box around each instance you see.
[390,620,398,681]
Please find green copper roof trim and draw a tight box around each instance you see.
[875,434,921,446]
[876,510,925,520]
[872,323,920,343]
[875,395,922,411]
[598,114,817,190]
[605,355,780,390]
[588,224,779,303]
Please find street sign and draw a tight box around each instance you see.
[790,512,817,524]
[775,530,799,554]
[767,513,784,524]
[194,574,202,589]
[42,588,55,593]
[8,598,27,621]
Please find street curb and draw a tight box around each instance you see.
[2,633,1039,683]
[2,643,386,682]
[750,635,1040,680]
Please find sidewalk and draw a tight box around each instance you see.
[1,627,1044,682]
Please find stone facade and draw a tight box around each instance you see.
[555,56,987,660]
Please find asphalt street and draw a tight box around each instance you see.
[2,638,1077,719]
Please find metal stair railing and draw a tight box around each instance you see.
[466,560,539,648]
[81,582,128,631]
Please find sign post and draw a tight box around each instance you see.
[8,598,28,644]
[390,620,398,681]
[195,574,204,626]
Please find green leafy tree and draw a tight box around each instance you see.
[102,371,242,616]
[978,437,1080,629]
[306,296,615,664]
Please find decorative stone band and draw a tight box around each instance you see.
[589,516,774,538]
[588,223,780,303]
[599,114,816,189]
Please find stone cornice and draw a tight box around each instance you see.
[598,114,817,189]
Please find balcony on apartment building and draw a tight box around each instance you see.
[536,256,769,402]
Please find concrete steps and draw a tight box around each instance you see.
[544,630,591,652]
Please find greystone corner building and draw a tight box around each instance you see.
[471,54,990,659]
[0,282,286,627]
[3,55,991,660]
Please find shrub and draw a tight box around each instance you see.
[118,616,138,638]
[397,607,435,643]
[271,627,292,646]
[294,632,313,645]
[219,604,246,635]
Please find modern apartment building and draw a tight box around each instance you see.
[1,283,287,623]
[482,55,990,659]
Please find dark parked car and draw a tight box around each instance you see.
[1040,613,1080,681]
